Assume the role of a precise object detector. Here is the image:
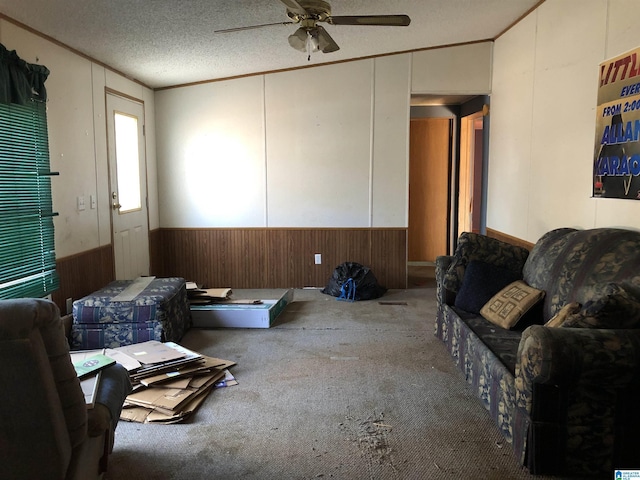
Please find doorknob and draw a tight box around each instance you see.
[112,202,121,210]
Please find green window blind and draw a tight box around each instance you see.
[0,98,59,298]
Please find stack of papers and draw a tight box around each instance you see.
[108,340,237,424]
[187,284,263,306]
[186,282,233,305]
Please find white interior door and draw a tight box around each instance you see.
[106,93,150,280]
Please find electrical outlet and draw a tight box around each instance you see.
[314,253,322,265]
[66,297,73,315]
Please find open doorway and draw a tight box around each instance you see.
[458,110,485,235]
[407,96,487,288]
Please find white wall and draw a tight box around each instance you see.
[155,76,267,228]
[266,60,375,227]
[372,54,412,227]
[0,19,158,258]
[156,57,413,228]
[412,42,493,94]
[156,43,490,229]
[488,0,640,242]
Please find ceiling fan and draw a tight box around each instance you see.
[215,0,411,57]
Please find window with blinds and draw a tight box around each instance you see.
[0,98,59,298]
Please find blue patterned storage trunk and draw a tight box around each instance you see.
[71,277,191,349]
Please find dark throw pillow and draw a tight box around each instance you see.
[454,260,521,314]
[443,232,530,294]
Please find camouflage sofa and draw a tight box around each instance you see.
[435,228,640,476]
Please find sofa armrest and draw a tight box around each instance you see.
[435,255,456,305]
[81,363,132,478]
[514,325,640,474]
[516,325,640,411]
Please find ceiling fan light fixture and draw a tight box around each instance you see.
[314,25,339,53]
[226,1,408,57]
[288,27,309,52]
[316,33,330,51]
[307,29,321,51]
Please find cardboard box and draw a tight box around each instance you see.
[190,289,293,328]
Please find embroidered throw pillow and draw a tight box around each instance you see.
[481,280,545,329]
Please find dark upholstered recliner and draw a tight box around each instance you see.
[0,298,132,480]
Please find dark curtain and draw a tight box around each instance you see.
[0,43,50,105]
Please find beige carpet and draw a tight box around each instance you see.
[106,283,563,480]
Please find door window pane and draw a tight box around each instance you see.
[114,112,141,212]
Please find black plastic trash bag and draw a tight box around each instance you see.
[321,262,387,301]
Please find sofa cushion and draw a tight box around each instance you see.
[454,260,521,314]
[562,282,640,329]
[481,281,545,329]
[444,232,530,294]
[523,228,640,322]
[451,307,523,375]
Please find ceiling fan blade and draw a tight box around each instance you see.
[328,15,411,27]
[280,0,309,16]
[215,21,295,34]
[314,25,340,53]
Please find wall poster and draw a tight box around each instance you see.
[594,46,640,199]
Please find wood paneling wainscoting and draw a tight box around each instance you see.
[486,228,535,251]
[151,228,407,290]
[149,228,162,275]
[52,245,114,314]
[51,227,406,314]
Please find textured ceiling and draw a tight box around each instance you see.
[0,0,541,89]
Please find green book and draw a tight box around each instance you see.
[73,354,116,379]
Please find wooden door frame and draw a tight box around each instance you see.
[458,111,484,236]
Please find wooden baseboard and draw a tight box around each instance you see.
[486,228,535,251]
